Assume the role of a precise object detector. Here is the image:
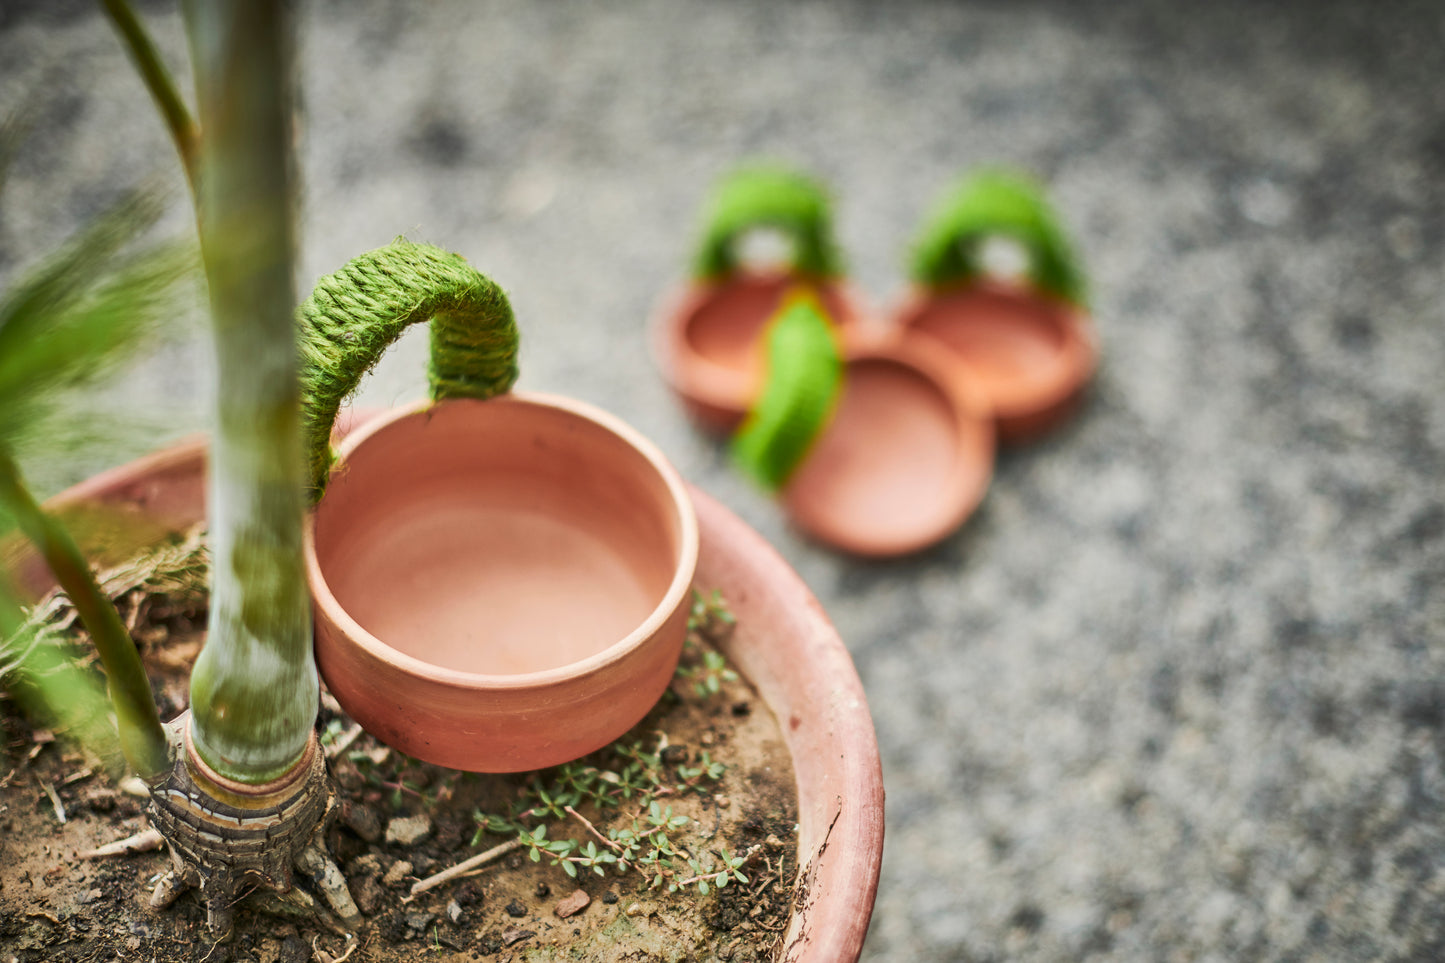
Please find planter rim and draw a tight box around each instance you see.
[302,391,700,690]
[689,486,884,960]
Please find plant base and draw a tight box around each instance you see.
[145,712,361,939]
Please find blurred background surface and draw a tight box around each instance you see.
[2,1,1443,960]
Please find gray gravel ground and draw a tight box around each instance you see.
[3,1,1444,960]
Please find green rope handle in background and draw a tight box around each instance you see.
[297,239,519,503]
[908,169,1088,308]
[692,165,845,281]
[731,288,843,491]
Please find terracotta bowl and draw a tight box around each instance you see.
[781,340,995,558]
[652,271,875,433]
[891,281,1096,442]
[303,394,699,773]
[11,438,884,962]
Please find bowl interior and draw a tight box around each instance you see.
[906,285,1075,409]
[310,397,689,676]
[782,353,992,555]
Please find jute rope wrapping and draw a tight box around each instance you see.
[691,165,845,281]
[908,169,1088,308]
[297,240,519,503]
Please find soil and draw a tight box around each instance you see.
[0,544,799,963]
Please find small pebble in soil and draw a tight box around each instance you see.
[554,888,590,919]
[342,801,382,842]
[535,882,550,898]
[385,814,433,846]
[351,875,384,916]
[603,890,619,905]
[447,899,463,924]
[714,794,731,808]
[381,859,413,887]
[278,935,308,963]
[660,744,689,766]
[503,927,535,947]
[505,899,527,918]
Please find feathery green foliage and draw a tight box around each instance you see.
[908,168,1088,307]
[691,165,844,280]
[731,288,843,491]
[0,139,194,777]
[0,188,196,452]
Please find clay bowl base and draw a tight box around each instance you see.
[782,344,994,558]
[305,394,698,773]
[892,283,1096,442]
[653,271,873,433]
[15,436,884,963]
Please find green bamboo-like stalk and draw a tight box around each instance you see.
[0,453,168,777]
[181,0,314,784]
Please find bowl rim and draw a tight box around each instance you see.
[302,391,700,690]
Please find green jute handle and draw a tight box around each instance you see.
[297,239,519,503]
[908,169,1088,308]
[691,166,845,281]
[730,288,843,491]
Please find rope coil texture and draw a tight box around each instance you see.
[908,169,1088,308]
[692,165,844,281]
[297,239,519,502]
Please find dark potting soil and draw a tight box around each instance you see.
[0,557,799,963]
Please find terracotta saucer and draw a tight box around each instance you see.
[890,281,1096,443]
[895,168,1097,442]
[653,271,874,434]
[778,340,994,557]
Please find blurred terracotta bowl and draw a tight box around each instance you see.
[652,271,875,433]
[781,340,995,558]
[303,394,699,773]
[890,281,1096,442]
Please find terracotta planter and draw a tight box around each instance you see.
[781,339,994,557]
[895,169,1097,443]
[293,242,698,773]
[303,394,699,772]
[15,437,885,963]
[653,270,873,433]
[652,166,878,433]
[891,281,1095,442]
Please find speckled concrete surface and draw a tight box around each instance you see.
[2,2,1443,960]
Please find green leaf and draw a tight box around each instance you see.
[730,288,843,491]
[907,168,1088,307]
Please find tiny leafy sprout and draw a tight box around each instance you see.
[687,588,736,638]
[677,750,726,793]
[319,717,346,747]
[679,648,741,698]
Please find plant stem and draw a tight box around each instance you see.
[97,0,199,190]
[0,452,169,778]
[181,0,314,784]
